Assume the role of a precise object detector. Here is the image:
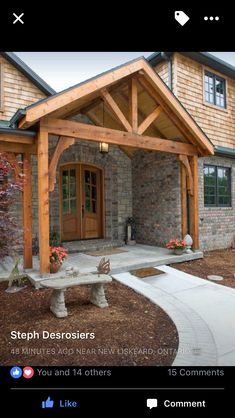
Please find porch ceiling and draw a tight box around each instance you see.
[16,57,213,156]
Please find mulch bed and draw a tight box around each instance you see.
[0,279,178,366]
[171,248,235,288]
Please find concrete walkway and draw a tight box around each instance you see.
[112,265,235,366]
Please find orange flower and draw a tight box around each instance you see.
[49,246,68,264]
[166,239,186,250]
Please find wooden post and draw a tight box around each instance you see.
[189,155,199,249]
[23,153,33,269]
[129,78,138,132]
[180,163,187,238]
[37,128,50,274]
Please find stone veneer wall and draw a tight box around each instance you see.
[199,155,235,250]
[132,151,181,246]
[11,149,235,252]
[31,137,132,243]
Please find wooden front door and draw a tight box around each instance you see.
[60,164,103,241]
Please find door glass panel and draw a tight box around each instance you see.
[70,169,76,180]
[70,182,76,197]
[63,200,69,214]
[62,168,77,214]
[92,186,96,199]
[63,185,69,199]
[85,184,90,198]
[85,170,90,183]
[85,198,91,212]
[84,169,98,214]
[92,200,96,213]
[62,170,68,185]
[91,172,96,185]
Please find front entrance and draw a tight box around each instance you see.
[60,163,103,241]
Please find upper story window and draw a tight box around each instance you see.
[204,165,231,207]
[204,71,226,108]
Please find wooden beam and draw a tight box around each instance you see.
[0,134,35,144]
[129,78,138,132]
[41,118,198,156]
[37,128,50,274]
[101,88,132,131]
[178,154,193,195]
[85,110,135,158]
[115,90,165,138]
[0,142,36,154]
[137,105,162,135]
[180,164,188,238]
[49,136,75,192]
[189,155,199,249]
[22,153,32,269]
[18,60,144,129]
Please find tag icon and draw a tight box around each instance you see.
[174,11,190,26]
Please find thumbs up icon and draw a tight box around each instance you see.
[42,397,54,408]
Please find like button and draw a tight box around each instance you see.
[42,397,54,409]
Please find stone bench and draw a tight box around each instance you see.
[40,274,112,318]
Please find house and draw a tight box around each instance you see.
[148,52,235,250]
[0,51,233,275]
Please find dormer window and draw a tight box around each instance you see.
[204,71,226,108]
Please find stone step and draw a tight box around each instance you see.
[62,239,124,254]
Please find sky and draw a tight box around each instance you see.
[14,51,235,93]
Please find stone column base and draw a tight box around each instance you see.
[50,289,68,318]
[90,283,108,308]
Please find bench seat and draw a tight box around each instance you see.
[40,273,112,318]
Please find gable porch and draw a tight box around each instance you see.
[0,57,213,275]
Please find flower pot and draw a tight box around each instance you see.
[50,262,61,274]
[174,248,185,255]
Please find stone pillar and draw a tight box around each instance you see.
[50,289,68,318]
[90,283,109,308]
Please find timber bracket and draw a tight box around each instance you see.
[49,136,75,192]
[178,154,194,196]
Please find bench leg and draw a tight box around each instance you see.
[90,283,108,308]
[50,289,68,318]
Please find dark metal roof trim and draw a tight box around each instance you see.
[1,52,55,95]
[214,145,235,158]
[9,109,26,128]
[147,52,235,80]
[0,126,36,137]
[147,51,173,66]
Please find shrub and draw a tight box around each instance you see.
[0,153,22,259]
